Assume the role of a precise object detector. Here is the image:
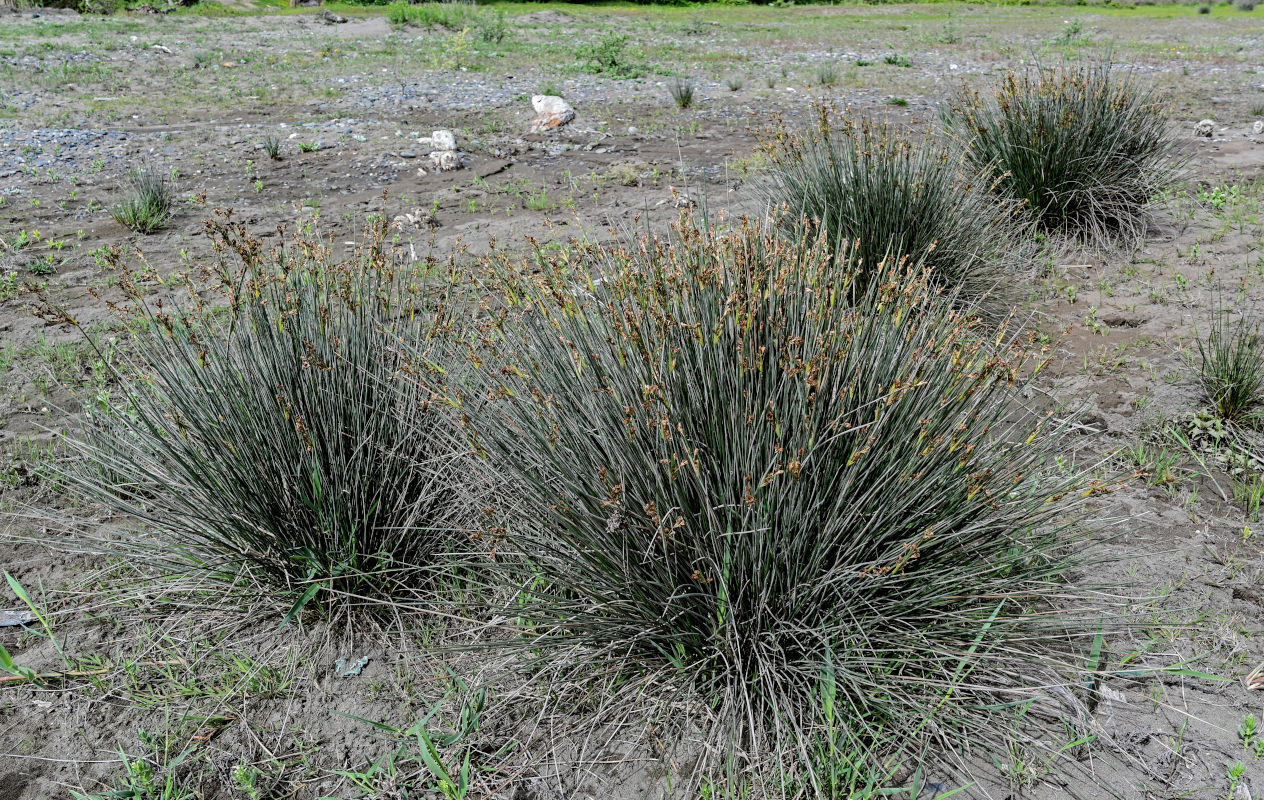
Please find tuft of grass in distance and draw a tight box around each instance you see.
[386,1,476,30]
[1251,103,1264,117]
[1053,19,1085,45]
[474,8,508,43]
[51,218,468,612]
[111,165,172,235]
[1197,4,1211,12]
[725,75,744,92]
[1193,299,1264,424]
[577,33,644,79]
[946,62,1179,245]
[885,97,909,106]
[883,52,912,67]
[814,61,839,87]
[669,76,695,109]
[754,108,1029,306]
[262,133,282,161]
[386,1,411,25]
[456,214,1111,793]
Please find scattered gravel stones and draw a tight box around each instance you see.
[531,95,575,132]
[0,128,134,171]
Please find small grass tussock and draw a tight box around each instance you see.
[669,76,696,109]
[1193,298,1264,424]
[946,62,1180,245]
[814,61,839,87]
[111,164,173,235]
[261,132,282,160]
[48,217,470,612]
[755,107,1030,306]
[455,214,1116,792]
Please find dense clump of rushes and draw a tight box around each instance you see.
[52,216,467,611]
[755,108,1028,307]
[457,214,1114,792]
[945,62,1179,245]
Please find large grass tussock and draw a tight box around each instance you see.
[755,110,1029,305]
[946,63,1179,244]
[457,215,1113,792]
[55,219,467,610]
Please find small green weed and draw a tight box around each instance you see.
[1240,713,1264,757]
[1197,185,1241,210]
[0,271,17,302]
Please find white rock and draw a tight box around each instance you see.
[429,150,460,171]
[531,95,575,132]
[392,208,438,230]
[430,129,457,152]
[1254,120,1264,136]
[1194,119,1215,138]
